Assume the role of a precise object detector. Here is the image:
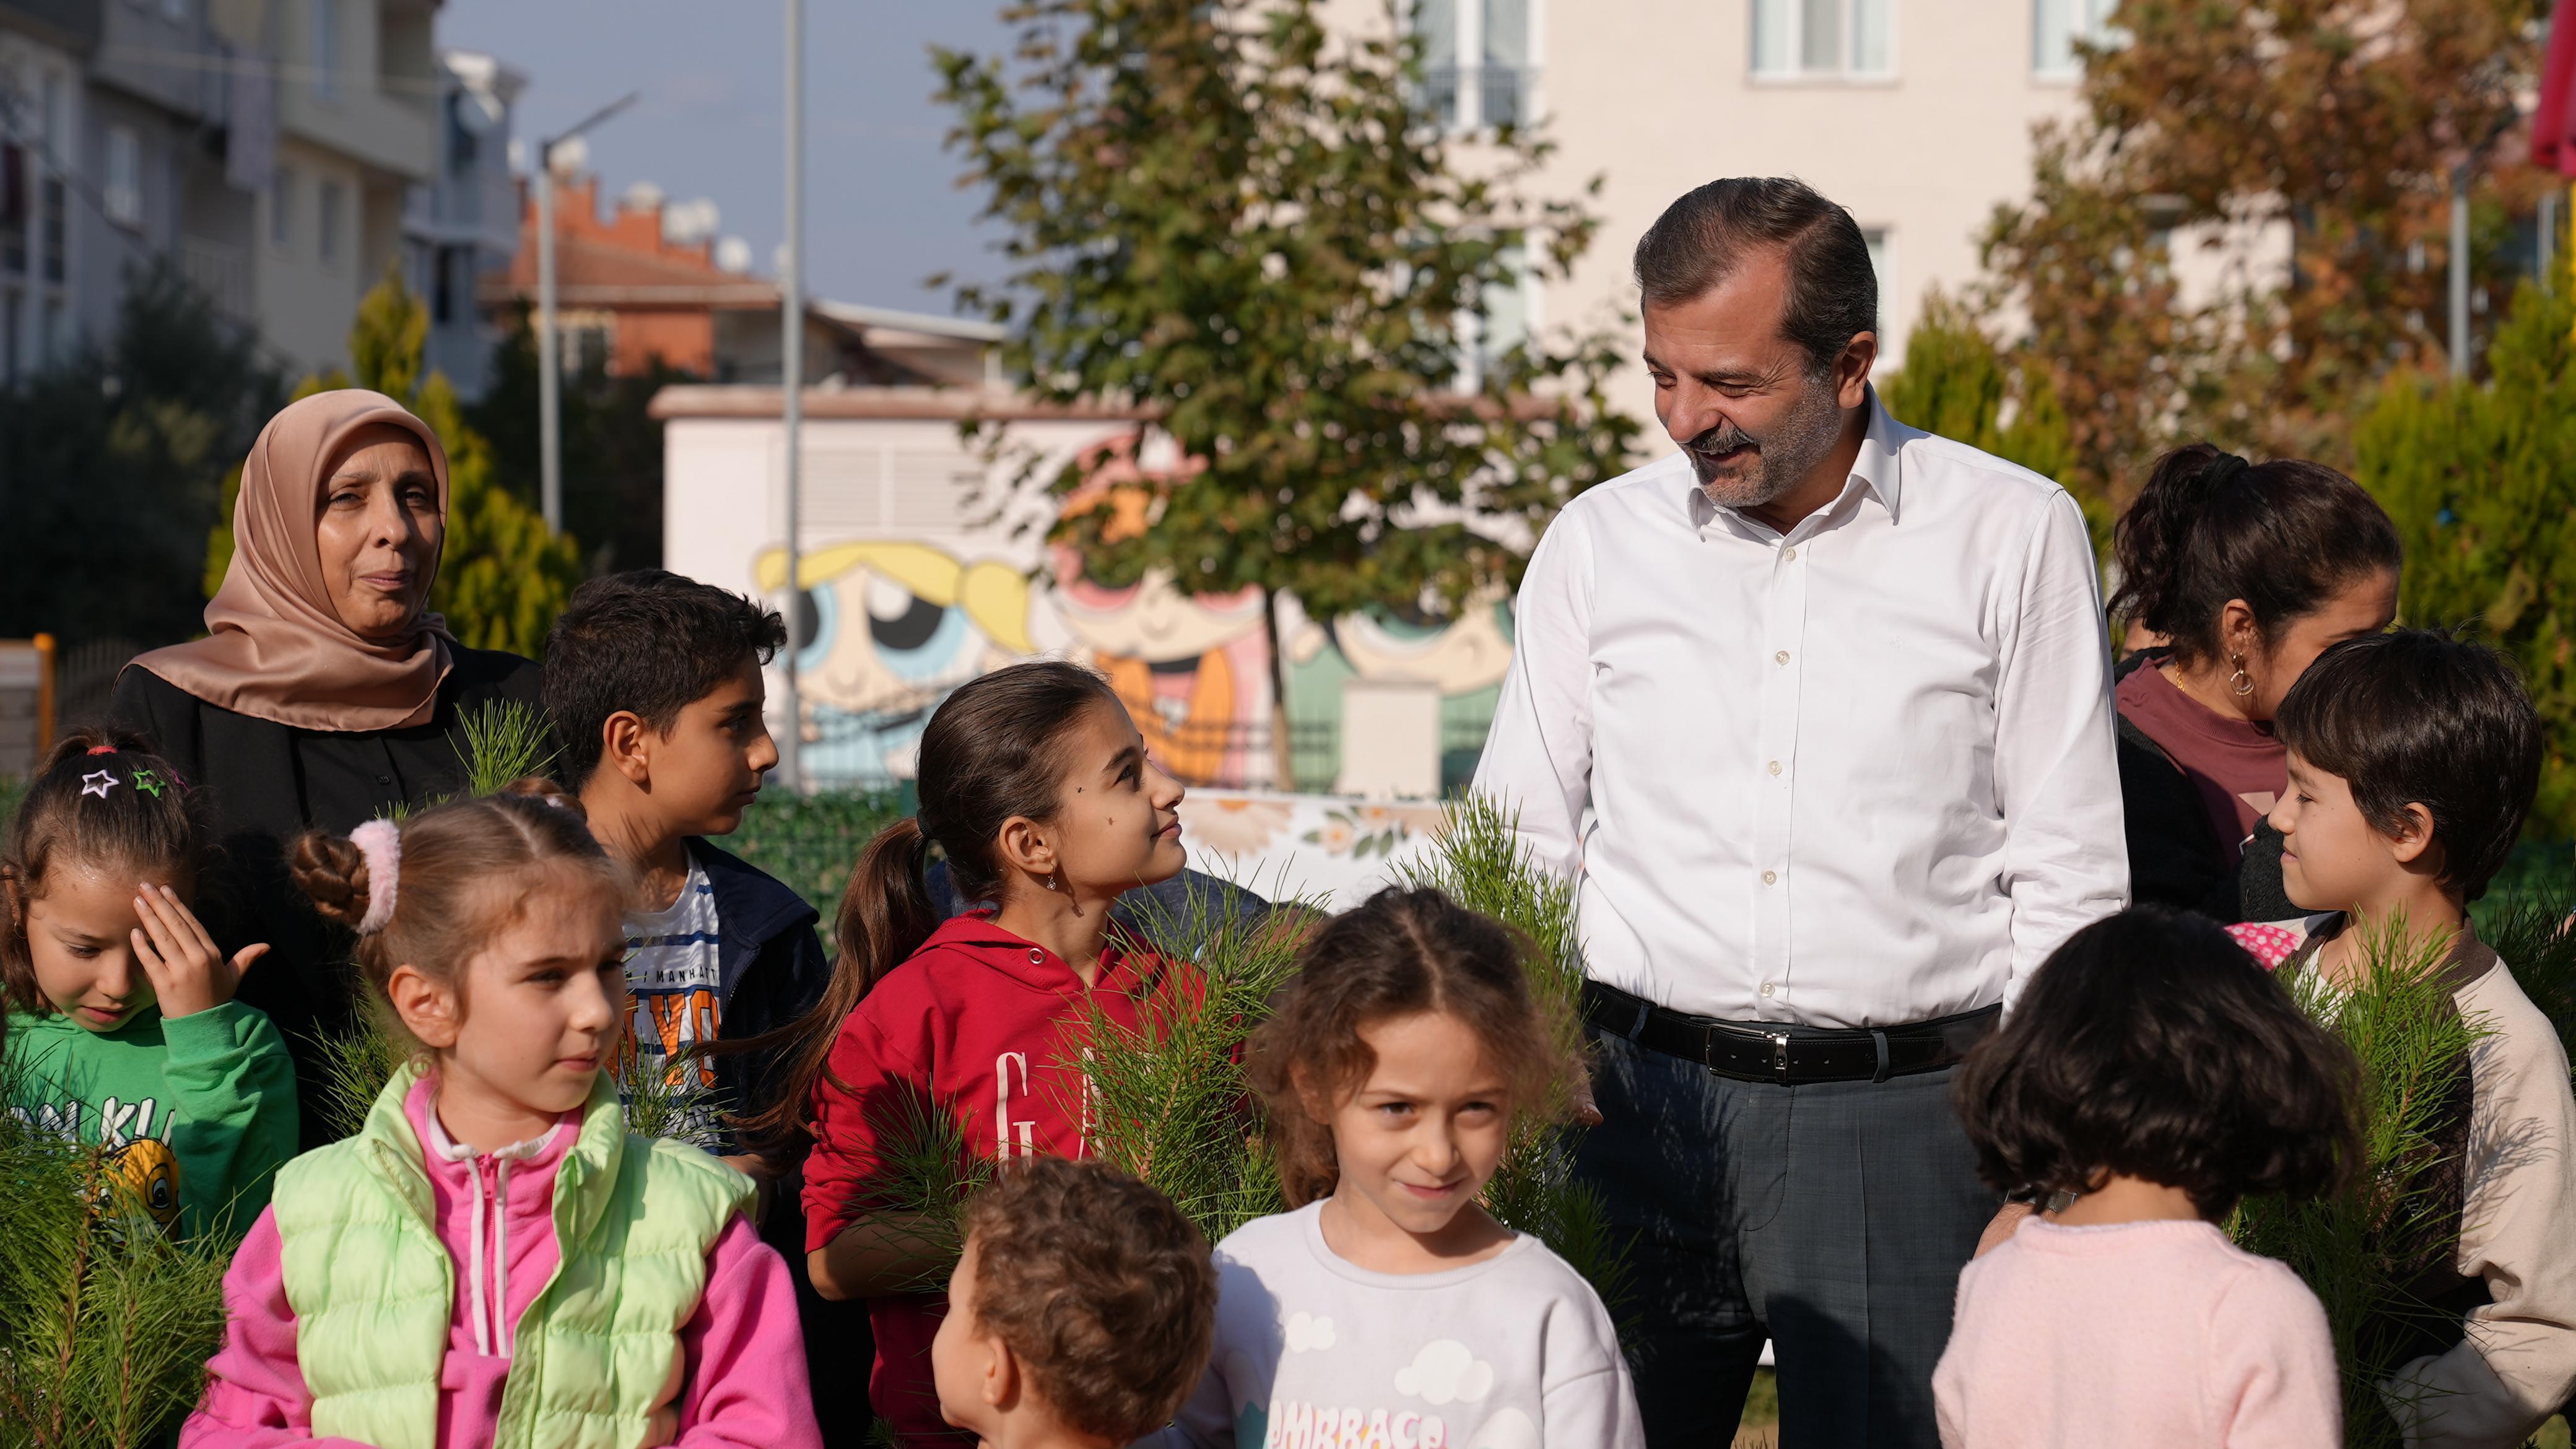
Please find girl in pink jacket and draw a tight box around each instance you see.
[181,786,821,1449]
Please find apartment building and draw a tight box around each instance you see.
[1365,0,2119,402]
[210,0,438,375]
[402,46,520,396]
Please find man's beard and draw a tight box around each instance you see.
[1683,372,1848,511]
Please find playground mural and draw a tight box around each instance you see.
[751,539,1514,793]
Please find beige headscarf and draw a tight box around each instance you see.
[132,389,457,731]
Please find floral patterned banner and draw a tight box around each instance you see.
[1176,790,1455,911]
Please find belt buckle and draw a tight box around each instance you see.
[1768,1031,1791,1082]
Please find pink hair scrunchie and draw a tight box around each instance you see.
[347,818,402,934]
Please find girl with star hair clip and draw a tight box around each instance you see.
[1,727,298,1241]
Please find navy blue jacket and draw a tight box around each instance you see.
[686,835,832,1141]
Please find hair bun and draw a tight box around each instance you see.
[289,830,374,929]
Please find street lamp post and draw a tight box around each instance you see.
[533,93,638,535]
[778,0,807,793]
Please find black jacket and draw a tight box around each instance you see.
[2111,653,2295,926]
[108,647,546,1149]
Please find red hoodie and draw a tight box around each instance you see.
[801,913,1183,1443]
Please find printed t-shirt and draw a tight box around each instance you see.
[1159,1200,1644,1449]
[801,914,1190,1443]
[619,858,725,1147]
[4,999,297,1239]
[2116,661,2286,868]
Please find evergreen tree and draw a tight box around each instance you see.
[0,264,282,648]
[468,300,689,575]
[2354,280,2576,832]
[935,0,1640,774]
[205,267,581,658]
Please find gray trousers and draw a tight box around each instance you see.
[1576,1027,1998,1448]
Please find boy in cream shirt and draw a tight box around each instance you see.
[2230,630,2576,1449]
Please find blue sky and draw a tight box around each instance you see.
[441,0,1015,312]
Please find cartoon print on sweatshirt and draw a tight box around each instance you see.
[12,1087,189,1231]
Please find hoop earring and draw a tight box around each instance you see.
[2229,654,2255,698]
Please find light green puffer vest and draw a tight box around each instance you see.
[271,1061,754,1449]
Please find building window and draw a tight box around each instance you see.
[432,243,458,323]
[318,178,342,264]
[4,290,20,383]
[40,176,63,284]
[1752,0,1895,80]
[311,0,339,99]
[103,127,141,228]
[2034,0,2117,80]
[1414,0,1533,132]
[1,147,24,275]
[270,165,295,248]
[41,297,62,363]
[1862,227,1891,317]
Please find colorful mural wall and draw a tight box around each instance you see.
[751,537,1514,794]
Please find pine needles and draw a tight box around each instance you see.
[2231,915,2487,1449]
[310,1001,413,1140]
[453,698,559,797]
[0,1061,232,1449]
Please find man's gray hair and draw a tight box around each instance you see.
[1633,177,1879,376]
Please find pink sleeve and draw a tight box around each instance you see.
[2213,1263,2341,1449]
[673,1215,824,1449]
[177,1208,373,1449]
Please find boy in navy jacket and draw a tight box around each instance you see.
[544,569,863,1443]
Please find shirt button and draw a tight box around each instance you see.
[1767,760,1782,776]
[1761,869,1778,886]
[1760,982,1777,998]
[1782,546,1799,562]
[1774,650,1790,665]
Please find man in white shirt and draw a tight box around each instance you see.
[1475,178,2127,1447]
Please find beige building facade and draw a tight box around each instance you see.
[1351,0,2118,414]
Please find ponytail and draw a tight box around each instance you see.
[2108,443,2400,668]
[724,817,942,1159]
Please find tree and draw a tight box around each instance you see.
[2354,280,2576,833]
[0,264,282,648]
[469,300,690,575]
[1979,0,2546,509]
[935,0,1640,770]
[206,267,581,658]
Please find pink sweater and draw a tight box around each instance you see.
[180,1076,820,1449]
[1933,1218,2339,1449]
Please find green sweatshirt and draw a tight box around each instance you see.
[2,1000,298,1240]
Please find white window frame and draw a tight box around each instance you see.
[1752,0,1897,84]
[2033,0,2118,82]
[103,126,141,228]
[1412,0,1544,134]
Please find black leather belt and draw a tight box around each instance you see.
[1582,980,1999,1085]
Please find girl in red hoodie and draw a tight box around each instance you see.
[767,660,1190,1444]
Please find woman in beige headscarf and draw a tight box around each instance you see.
[110,389,546,1145]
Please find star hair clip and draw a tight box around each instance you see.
[80,770,119,799]
[131,769,165,799]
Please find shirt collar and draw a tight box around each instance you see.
[1681,384,1904,533]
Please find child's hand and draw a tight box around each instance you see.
[131,883,269,1020]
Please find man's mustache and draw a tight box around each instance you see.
[1685,424,1758,458]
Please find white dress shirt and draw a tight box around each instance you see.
[1474,394,2128,1027]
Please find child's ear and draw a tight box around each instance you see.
[2387,802,2440,868]
[386,964,461,1050]
[993,816,1058,880]
[981,1326,1022,1409]
[1291,1064,1333,1126]
[600,710,654,788]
